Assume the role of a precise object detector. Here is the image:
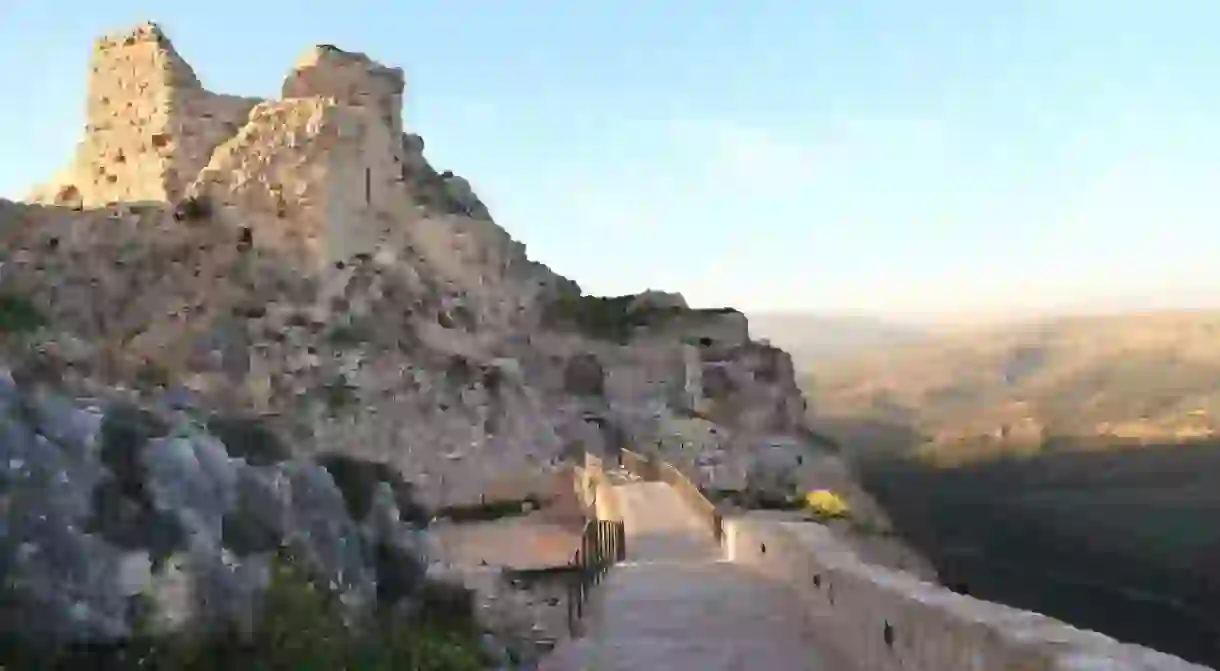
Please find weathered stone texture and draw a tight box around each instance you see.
[0,369,428,643]
[282,45,406,160]
[187,98,405,270]
[29,23,261,208]
[728,518,1211,671]
[7,20,821,525]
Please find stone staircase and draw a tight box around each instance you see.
[543,480,845,670]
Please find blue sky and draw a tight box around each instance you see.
[2,1,1219,321]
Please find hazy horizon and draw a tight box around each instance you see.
[4,2,1220,318]
[749,300,1220,329]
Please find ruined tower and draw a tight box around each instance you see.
[29,23,414,270]
[29,23,261,208]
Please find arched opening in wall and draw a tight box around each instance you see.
[698,336,713,348]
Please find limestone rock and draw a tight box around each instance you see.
[628,289,688,313]
[0,368,427,644]
[6,19,823,530]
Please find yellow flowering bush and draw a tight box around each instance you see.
[803,489,850,520]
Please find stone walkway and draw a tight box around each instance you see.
[543,480,841,670]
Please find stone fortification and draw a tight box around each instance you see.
[29,23,412,271]
[8,22,823,511]
[30,23,260,208]
[17,22,1189,668]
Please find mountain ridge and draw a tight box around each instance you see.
[799,309,1220,459]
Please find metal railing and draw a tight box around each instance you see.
[566,518,627,635]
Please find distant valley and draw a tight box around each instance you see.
[772,309,1220,666]
[785,310,1220,460]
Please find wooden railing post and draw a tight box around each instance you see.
[564,496,631,636]
[618,520,626,561]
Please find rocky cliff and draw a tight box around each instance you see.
[9,22,819,507]
[0,21,844,652]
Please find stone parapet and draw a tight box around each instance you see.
[725,517,1213,671]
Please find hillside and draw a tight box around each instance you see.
[0,22,860,664]
[802,310,1220,458]
[860,443,1220,666]
[793,311,1220,665]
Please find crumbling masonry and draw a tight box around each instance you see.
[29,22,415,270]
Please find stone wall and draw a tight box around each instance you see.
[572,452,622,522]
[28,23,413,273]
[282,45,406,164]
[640,308,751,352]
[186,97,403,270]
[725,518,1212,671]
[29,23,262,208]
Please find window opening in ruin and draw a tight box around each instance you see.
[699,337,714,347]
[364,168,372,205]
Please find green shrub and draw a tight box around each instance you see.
[325,317,373,348]
[208,415,293,466]
[320,374,358,414]
[542,293,683,343]
[435,496,541,523]
[0,293,45,334]
[0,552,487,670]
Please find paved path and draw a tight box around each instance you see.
[544,479,840,670]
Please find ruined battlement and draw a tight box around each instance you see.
[91,22,202,89]
[31,22,260,207]
[282,44,407,164]
[28,22,414,270]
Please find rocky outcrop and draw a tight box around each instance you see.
[0,21,836,654]
[0,367,427,645]
[0,16,817,505]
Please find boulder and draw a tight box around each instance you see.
[0,368,428,645]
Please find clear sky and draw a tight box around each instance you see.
[2,1,1219,322]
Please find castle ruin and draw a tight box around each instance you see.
[29,22,414,270]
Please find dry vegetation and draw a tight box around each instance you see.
[804,310,1220,455]
[789,311,1220,666]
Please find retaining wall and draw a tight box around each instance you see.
[572,453,622,522]
[725,517,1213,671]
